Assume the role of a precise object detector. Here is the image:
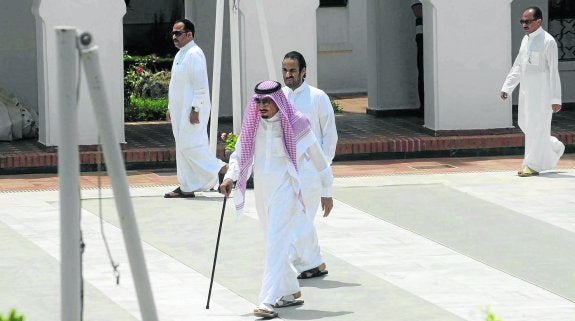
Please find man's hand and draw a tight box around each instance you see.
[321,197,333,217]
[500,92,508,100]
[552,104,561,113]
[219,178,234,198]
[166,110,171,122]
[189,109,200,124]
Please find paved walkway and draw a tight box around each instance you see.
[1,156,575,321]
[1,97,575,173]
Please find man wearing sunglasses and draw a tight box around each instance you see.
[501,6,564,177]
[165,19,228,198]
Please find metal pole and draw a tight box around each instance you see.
[210,0,225,155]
[206,196,227,309]
[229,0,243,134]
[77,33,159,321]
[255,0,278,81]
[56,26,82,321]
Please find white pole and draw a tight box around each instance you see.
[56,26,82,321]
[77,33,159,321]
[255,0,278,81]
[210,0,225,155]
[229,0,243,134]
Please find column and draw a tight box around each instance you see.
[32,0,126,146]
[422,0,514,131]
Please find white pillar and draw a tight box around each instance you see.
[422,0,513,131]
[238,0,319,98]
[32,0,126,146]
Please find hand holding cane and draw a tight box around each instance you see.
[206,180,232,309]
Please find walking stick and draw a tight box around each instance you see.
[206,193,228,309]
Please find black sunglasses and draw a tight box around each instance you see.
[171,30,189,37]
[519,19,538,25]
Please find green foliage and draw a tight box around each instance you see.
[220,132,239,151]
[331,99,343,114]
[123,53,173,72]
[483,307,503,321]
[0,309,24,321]
[123,53,173,121]
[125,95,168,122]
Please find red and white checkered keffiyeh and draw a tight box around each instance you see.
[234,80,312,214]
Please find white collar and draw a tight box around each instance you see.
[528,27,543,38]
[286,81,308,95]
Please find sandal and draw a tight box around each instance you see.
[517,166,539,177]
[273,293,304,308]
[164,187,196,198]
[253,303,278,319]
[297,266,328,279]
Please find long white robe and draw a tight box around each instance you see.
[225,113,333,305]
[283,82,338,272]
[169,40,225,192]
[501,27,565,172]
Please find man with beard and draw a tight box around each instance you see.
[281,51,337,279]
[164,19,228,198]
[501,7,564,177]
[219,80,334,319]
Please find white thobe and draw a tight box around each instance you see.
[169,40,225,192]
[501,27,565,172]
[283,82,338,272]
[225,113,333,305]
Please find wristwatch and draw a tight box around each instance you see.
[191,106,198,112]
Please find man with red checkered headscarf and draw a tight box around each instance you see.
[220,80,333,319]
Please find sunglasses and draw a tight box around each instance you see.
[520,19,538,25]
[171,30,189,37]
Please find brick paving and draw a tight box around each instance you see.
[1,97,574,173]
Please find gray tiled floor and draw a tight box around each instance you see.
[1,170,575,321]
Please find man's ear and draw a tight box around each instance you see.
[302,67,307,79]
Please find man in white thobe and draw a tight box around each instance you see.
[281,51,337,279]
[165,19,227,197]
[501,6,564,177]
[220,80,333,319]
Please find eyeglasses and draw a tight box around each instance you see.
[171,30,189,37]
[255,98,273,106]
[520,19,538,25]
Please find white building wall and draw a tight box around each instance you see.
[317,1,368,94]
[0,0,38,113]
[367,0,420,112]
[32,0,126,146]
[422,0,513,131]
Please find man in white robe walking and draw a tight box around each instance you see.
[220,80,333,319]
[501,6,565,177]
[165,19,227,197]
[281,51,337,279]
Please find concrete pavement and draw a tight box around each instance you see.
[1,156,575,321]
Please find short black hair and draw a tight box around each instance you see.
[283,51,307,73]
[526,6,543,20]
[173,18,195,37]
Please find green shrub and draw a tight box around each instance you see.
[220,132,239,151]
[125,95,168,122]
[331,99,343,114]
[0,309,24,321]
[123,53,173,73]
